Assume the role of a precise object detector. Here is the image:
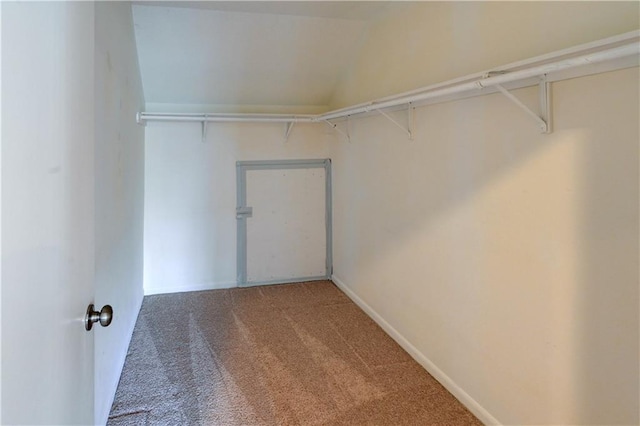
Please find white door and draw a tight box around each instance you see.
[2,2,96,424]
[236,159,332,286]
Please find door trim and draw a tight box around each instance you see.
[236,158,332,287]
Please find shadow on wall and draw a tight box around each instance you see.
[329,68,639,424]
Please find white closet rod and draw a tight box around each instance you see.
[137,113,315,123]
[319,43,637,121]
[137,32,639,125]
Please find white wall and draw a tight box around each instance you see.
[331,1,640,108]
[143,122,331,294]
[328,4,638,424]
[326,4,640,423]
[0,3,4,421]
[330,68,639,425]
[94,3,145,424]
[132,5,369,110]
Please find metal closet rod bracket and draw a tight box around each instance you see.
[324,119,351,143]
[201,115,209,142]
[493,75,551,134]
[373,103,415,140]
[284,122,295,143]
[135,112,147,126]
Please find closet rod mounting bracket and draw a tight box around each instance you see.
[495,77,551,134]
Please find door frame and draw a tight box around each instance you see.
[236,158,332,287]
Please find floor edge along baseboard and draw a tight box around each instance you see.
[331,275,501,426]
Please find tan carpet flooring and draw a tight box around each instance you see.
[108,280,482,425]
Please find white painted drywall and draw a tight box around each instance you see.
[2,3,96,424]
[0,3,3,421]
[143,121,332,294]
[328,5,639,424]
[132,5,369,109]
[331,2,640,108]
[329,62,639,426]
[94,3,146,424]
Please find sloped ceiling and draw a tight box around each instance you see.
[132,2,394,112]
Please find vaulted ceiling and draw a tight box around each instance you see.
[132,2,397,112]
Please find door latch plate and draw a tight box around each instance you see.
[236,206,253,219]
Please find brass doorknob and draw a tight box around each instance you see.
[85,304,113,331]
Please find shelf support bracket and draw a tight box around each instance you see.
[495,80,550,133]
[284,121,295,143]
[136,112,146,126]
[375,108,412,140]
[539,75,552,134]
[408,103,415,141]
[324,120,350,143]
[201,115,208,143]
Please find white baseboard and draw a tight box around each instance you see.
[331,275,501,426]
[144,280,237,296]
[96,291,144,426]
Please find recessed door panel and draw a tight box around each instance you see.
[236,159,332,286]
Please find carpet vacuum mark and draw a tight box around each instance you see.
[108,280,481,425]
